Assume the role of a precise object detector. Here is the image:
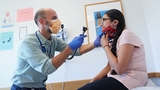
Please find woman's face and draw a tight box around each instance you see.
[101,14,112,30]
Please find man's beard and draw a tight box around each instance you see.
[44,25,52,34]
[47,28,52,34]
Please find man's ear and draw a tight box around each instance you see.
[38,18,44,24]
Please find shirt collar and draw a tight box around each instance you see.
[36,31,47,45]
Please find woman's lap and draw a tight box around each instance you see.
[78,77,128,90]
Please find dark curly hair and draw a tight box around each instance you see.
[105,9,126,57]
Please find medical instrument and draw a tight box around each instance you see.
[67,26,88,60]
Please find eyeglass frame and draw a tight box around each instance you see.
[102,18,110,23]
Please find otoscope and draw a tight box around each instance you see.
[67,26,88,60]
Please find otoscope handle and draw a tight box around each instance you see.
[67,26,88,60]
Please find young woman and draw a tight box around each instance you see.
[78,9,148,90]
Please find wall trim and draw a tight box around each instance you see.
[1,72,160,90]
[148,72,160,78]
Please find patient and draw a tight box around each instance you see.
[78,9,148,90]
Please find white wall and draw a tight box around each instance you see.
[141,0,160,72]
[0,0,158,88]
[122,0,155,72]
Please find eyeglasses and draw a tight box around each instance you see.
[102,18,110,23]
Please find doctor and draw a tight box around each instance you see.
[11,7,102,90]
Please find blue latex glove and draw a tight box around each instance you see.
[94,33,103,47]
[68,35,87,51]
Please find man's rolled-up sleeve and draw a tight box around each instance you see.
[43,59,57,75]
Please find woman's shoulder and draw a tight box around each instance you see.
[121,29,135,35]
[120,29,139,39]
[118,29,143,47]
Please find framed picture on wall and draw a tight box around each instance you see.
[19,26,27,39]
[1,10,14,28]
[84,0,123,43]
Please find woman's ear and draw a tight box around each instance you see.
[112,20,119,29]
[113,20,119,26]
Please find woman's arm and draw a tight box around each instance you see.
[101,35,134,75]
[90,62,111,83]
[103,44,134,74]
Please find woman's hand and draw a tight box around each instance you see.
[89,79,95,83]
[101,34,109,47]
[89,78,100,83]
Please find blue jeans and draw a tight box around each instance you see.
[11,84,46,90]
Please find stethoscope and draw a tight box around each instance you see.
[67,26,88,60]
[35,31,51,57]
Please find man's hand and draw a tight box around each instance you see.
[94,33,103,47]
[68,35,87,51]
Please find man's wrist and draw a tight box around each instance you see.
[65,46,73,53]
